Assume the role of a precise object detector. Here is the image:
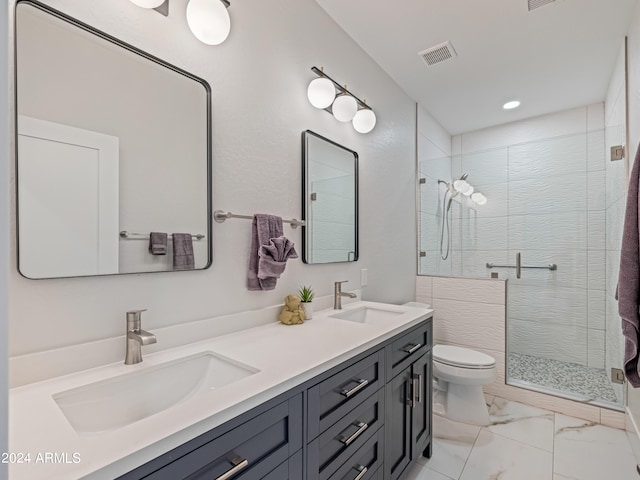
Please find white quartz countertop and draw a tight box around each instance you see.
[9,301,432,480]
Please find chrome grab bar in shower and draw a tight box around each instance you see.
[516,252,521,279]
[485,261,557,272]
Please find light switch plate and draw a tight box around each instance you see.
[360,268,368,287]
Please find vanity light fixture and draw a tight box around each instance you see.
[309,66,377,133]
[129,0,232,46]
[130,0,165,7]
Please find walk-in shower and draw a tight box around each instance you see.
[418,121,627,410]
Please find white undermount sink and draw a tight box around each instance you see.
[330,305,406,325]
[53,351,259,434]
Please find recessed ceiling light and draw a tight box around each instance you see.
[503,101,521,110]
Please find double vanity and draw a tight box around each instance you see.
[9,301,433,480]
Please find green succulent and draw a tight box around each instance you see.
[297,285,314,302]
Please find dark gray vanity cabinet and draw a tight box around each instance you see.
[118,318,432,480]
[117,394,303,480]
[384,323,432,480]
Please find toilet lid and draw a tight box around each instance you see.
[433,345,496,368]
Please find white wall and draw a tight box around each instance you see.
[7,0,417,356]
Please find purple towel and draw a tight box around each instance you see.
[172,233,195,271]
[618,144,640,387]
[247,214,284,291]
[258,236,298,279]
[149,232,168,255]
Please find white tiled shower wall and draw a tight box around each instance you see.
[416,275,625,427]
[419,104,623,378]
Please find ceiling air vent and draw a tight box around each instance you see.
[417,41,457,67]
[528,0,555,11]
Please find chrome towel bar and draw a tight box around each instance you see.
[120,231,205,240]
[213,210,305,228]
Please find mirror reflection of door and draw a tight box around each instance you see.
[17,116,119,278]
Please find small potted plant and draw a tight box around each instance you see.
[297,285,315,319]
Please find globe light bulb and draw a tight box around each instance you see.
[186,0,231,46]
[332,94,358,123]
[352,108,377,133]
[307,77,335,109]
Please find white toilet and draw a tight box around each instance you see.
[432,344,497,426]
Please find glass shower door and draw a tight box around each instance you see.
[504,131,624,408]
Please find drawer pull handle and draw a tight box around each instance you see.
[215,456,249,480]
[413,373,423,404]
[341,378,369,397]
[403,343,422,354]
[339,421,369,446]
[353,465,368,480]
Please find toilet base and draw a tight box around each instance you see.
[441,383,490,426]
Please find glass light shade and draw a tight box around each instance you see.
[307,78,335,109]
[332,94,358,122]
[186,0,231,46]
[471,192,487,205]
[352,108,377,133]
[130,0,165,7]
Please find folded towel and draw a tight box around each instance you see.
[248,214,283,291]
[258,236,298,279]
[618,144,640,387]
[149,232,168,255]
[172,233,195,270]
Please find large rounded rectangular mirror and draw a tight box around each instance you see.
[15,0,212,279]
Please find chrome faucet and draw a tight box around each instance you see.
[124,309,156,365]
[334,280,357,309]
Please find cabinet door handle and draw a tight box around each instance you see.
[407,378,415,408]
[339,421,369,446]
[403,343,422,354]
[413,373,423,405]
[353,465,369,480]
[215,456,249,480]
[341,378,369,397]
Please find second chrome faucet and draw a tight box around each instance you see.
[334,280,357,309]
[125,309,156,365]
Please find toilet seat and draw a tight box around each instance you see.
[433,345,495,369]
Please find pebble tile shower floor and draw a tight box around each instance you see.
[508,353,619,404]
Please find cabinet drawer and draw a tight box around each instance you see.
[308,388,385,480]
[386,323,430,380]
[308,350,384,440]
[327,427,384,480]
[141,395,302,480]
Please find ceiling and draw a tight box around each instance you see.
[314,0,639,135]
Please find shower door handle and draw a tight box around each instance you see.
[516,252,521,279]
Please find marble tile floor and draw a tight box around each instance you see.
[404,396,638,480]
